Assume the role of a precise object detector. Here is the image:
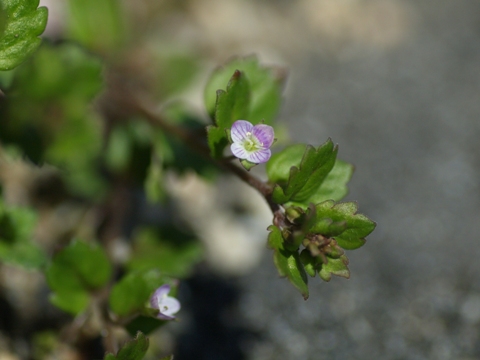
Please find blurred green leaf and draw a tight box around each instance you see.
[0,201,45,269]
[105,125,135,172]
[105,121,153,185]
[144,156,165,203]
[155,51,200,97]
[268,140,338,205]
[128,228,202,278]
[318,255,350,282]
[311,200,376,250]
[49,289,89,315]
[204,56,285,125]
[207,69,250,158]
[155,105,219,179]
[0,0,48,70]
[268,225,309,299]
[104,332,149,360]
[66,0,125,54]
[46,240,112,314]
[1,42,107,198]
[109,269,167,317]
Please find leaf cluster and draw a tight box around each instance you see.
[265,140,375,298]
[0,0,379,356]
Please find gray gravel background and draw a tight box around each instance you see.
[236,1,480,359]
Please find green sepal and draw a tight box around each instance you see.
[313,200,376,250]
[323,240,345,259]
[0,0,48,70]
[308,217,348,238]
[239,158,257,171]
[318,255,350,282]
[299,249,316,277]
[284,206,305,225]
[104,332,149,360]
[207,69,250,158]
[268,140,338,205]
[281,228,304,252]
[268,225,309,299]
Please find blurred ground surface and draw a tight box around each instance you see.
[232,1,480,359]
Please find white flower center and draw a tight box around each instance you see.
[243,132,262,152]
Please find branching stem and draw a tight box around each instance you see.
[128,94,280,213]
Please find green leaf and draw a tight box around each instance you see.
[46,240,112,314]
[267,143,353,206]
[204,56,285,125]
[109,269,167,317]
[269,140,338,204]
[104,332,149,360]
[214,70,250,128]
[295,160,353,205]
[312,200,376,250]
[207,69,250,158]
[318,255,350,282]
[266,144,305,183]
[0,0,48,70]
[268,225,309,299]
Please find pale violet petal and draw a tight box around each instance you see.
[159,296,181,316]
[157,296,180,320]
[231,120,254,143]
[150,284,171,309]
[247,148,271,163]
[231,142,249,159]
[252,124,275,148]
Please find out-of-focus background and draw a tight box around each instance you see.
[5,0,480,359]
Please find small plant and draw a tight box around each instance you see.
[0,0,375,358]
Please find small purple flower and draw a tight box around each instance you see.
[230,120,275,164]
[150,284,180,320]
